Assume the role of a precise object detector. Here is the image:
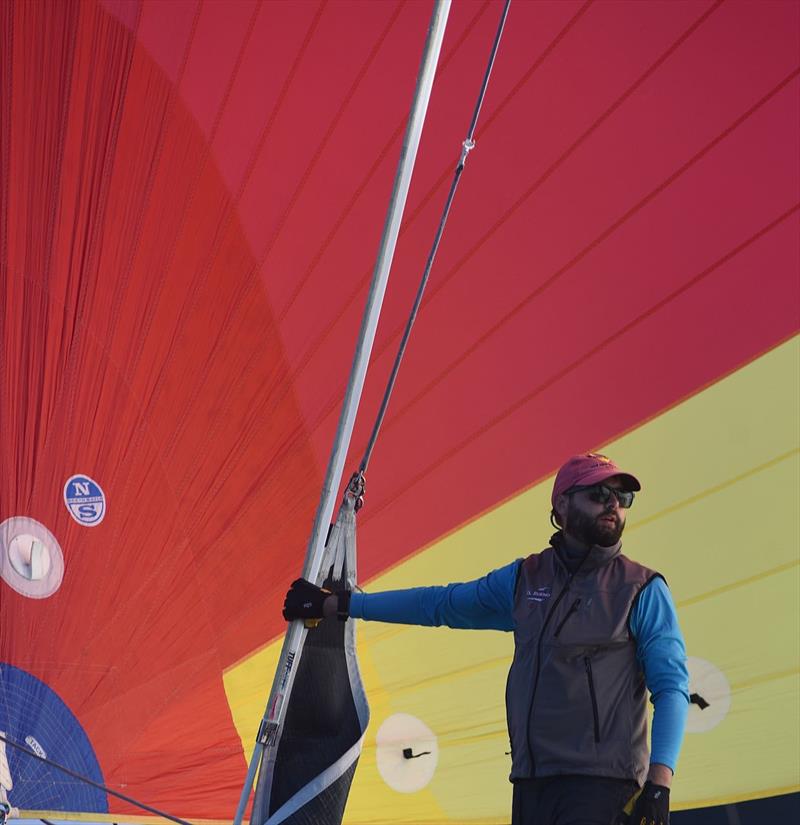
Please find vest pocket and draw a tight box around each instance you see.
[584,656,600,743]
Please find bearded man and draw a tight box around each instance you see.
[284,453,689,825]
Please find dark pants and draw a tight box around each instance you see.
[512,775,639,825]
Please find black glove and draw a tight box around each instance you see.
[282,578,351,626]
[619,781,670,825]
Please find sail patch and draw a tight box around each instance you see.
[63,475,106,526]
[0,518,64,599]
[376,713,439,793]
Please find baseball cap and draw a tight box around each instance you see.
[551,453,641,508]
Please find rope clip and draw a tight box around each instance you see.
[347,471,366,511]
[459,137,476,167]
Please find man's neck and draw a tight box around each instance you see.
[551,531,591,573]
[560,531,591,555]
[552,530,621,573]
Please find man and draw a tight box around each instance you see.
[284,453,689,825]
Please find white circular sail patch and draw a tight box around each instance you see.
[375,713,439,793]
[0,517,64,599]
[685,656,732,733]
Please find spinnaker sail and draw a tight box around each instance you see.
[0,0,797,822]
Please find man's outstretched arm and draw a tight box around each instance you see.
[285,560,520,631]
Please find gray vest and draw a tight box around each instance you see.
[507,537,659,784]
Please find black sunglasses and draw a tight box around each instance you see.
[566,483,635,509]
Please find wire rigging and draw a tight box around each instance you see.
[358,0,512,476]
[0,733,194,825]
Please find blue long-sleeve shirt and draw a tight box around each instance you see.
[350,559,689,771]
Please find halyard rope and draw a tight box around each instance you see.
[359,0,512,475]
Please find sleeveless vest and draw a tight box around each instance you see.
[507,537,659,784]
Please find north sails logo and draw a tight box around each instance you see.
[63,474,106,526]
[527,586,552,603]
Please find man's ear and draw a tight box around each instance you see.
[554,494,569,528]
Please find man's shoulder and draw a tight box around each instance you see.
[517,546,559,584]
[520,544,556,564]
[617,551,663,584]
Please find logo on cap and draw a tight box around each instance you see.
[588,453,612,465]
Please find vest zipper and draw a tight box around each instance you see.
[525,574,577,775]
[553,597,581,638]
[584,656,600,743]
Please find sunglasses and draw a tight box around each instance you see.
[566,483,635,509]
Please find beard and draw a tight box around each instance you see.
[566,501,625,547]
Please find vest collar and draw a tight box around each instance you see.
[550,531,622,574]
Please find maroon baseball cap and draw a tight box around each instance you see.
[551,453,641,507]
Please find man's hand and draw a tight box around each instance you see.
[618,781,670,825]
[282,578,349,626]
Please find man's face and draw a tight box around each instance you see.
[559,476,628,547]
